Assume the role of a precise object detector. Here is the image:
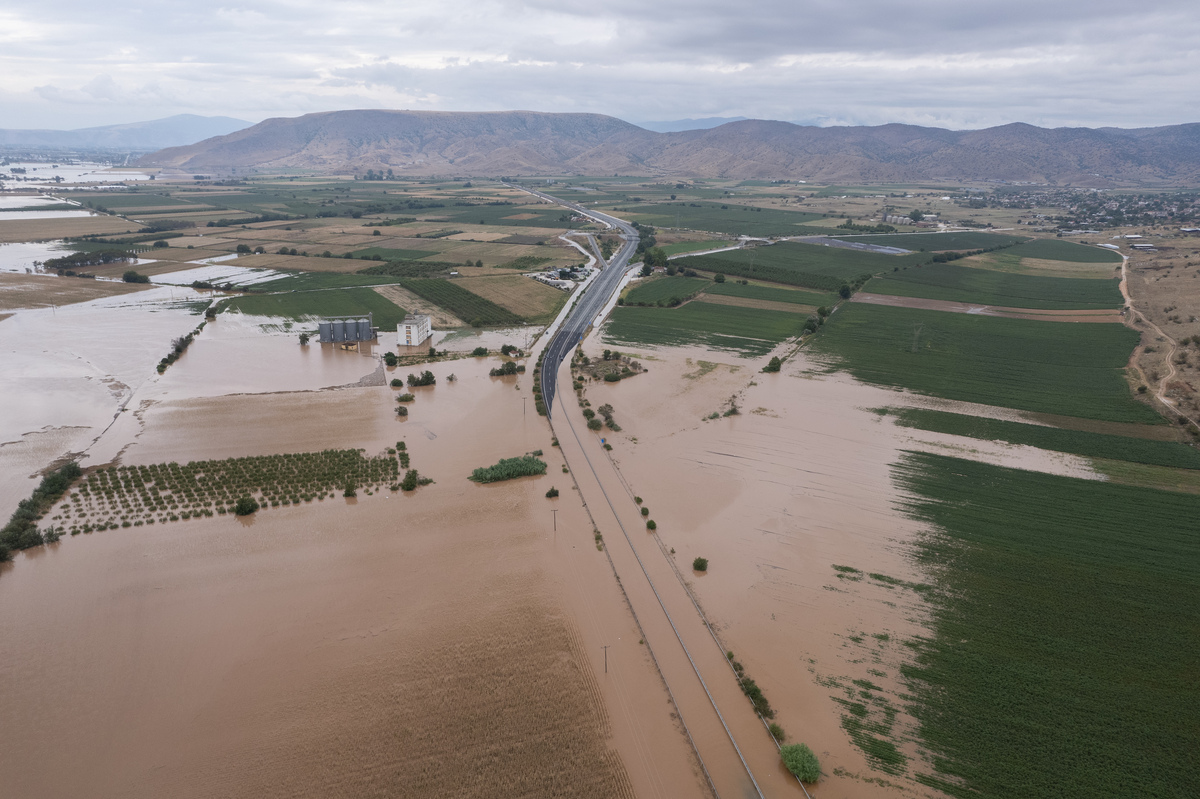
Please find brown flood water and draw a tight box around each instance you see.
[0,354,706,799]
[572,334,1098,797]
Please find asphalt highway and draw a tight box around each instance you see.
[507,184,639,418]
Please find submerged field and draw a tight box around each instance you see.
[886,407,1200,469]
[894,452,1200,798]
[222,287,408,329]
[811,303,1159,423]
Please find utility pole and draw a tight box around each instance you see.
[601,645,610,674]
[551,508,558,531]
[523,397,526,417]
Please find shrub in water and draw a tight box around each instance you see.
[546,487,559,498]
[693,556,708,571]
[780,743,820,782]
[233,496,258,516]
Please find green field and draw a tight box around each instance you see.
[894,452,1200,799]
[348,247,439,261]
[864,263,1123,309]
[886,408,1200,469]
[605,302,806,356]
[703,281,835,306]
[401,278,523,325]
[1006,238,1124,263]
[222,287,407,329]
[623,276,710,305]
[622,202,827,237]
[839,232,1028,250]
[678,241,923,291]
[812,303,1159,423]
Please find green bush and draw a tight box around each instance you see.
[763,356,782,373]
[122,270,149,283]
[407,370,436,387]
[769,723,786,742]
[396,406,408,417]
[646,519,657,531]
[390,378,403,387]
[546,487,559,498]
[396,393,415,402]
[471,346,488,356]
[693,556,708,571]
[469,455,547,483]
[233,496,259,516]
[587,418,603,431]
[780,743,820,782]
[383,352,398,367]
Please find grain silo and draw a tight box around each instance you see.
[332,319,346,342]
[318,321,333,343]
[357,318,372,341]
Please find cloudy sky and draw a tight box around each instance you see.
[3,0,1197,131]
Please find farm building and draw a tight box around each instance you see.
[398,314,432,347]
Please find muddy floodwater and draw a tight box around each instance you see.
[0,339,704,798]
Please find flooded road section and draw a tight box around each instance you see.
[566,336,1099,797]
[0,355,707,799]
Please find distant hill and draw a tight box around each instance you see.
[0,115,251,151]
[135,110,1200,186]
[636,117,749,133]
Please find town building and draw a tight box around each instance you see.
[398,314,432,348]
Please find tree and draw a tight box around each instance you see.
[714,273,726,283]
[236,243,251,253]
[763,356,782,373]
[692,557,708,571]
[152,240,169,248]
[780,743,820,782]
[838,283,852,299]
[298,332,310,345]
[383,352,398,367]
[234,496,259,516]
[122,270,149,283]
[908,208,924,223]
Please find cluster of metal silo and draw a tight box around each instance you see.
[317,316,376,343]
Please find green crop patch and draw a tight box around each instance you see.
[703,281,836,306]
[894,452,1200,799]
[605,302,807,356]
[812,303,1160,424]
[619,202,825,237]
[839,232,1028,250]
[677,241,924,291]
[223,287,407,330]
[865,262,1122,309]
[886,408,1200,469]
[348,247,439,261]
[400,278,523,326]
[624,276,710,305]
[1006,238,1124,263]
[659,240,730,256]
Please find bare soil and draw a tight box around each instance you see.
[696,293,818,314]
[0,273,150,310]
[0,215,139,242]
[455,274,569,320]
[373,284,465,327]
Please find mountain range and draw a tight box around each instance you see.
[0,114,251,151]
[135,110,1200,186]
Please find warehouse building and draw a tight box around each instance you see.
[398,314,431,348]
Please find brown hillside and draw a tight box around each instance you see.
[137,110,1200,186]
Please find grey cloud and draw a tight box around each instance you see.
[0,0,1196,130]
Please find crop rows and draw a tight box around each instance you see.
[703,281,835,306]
[623,276,710,305]
[840,231,1027,251]
[605,302,807,356]
[811,303,1160,423]
[887,407,1200,469]
[400,278,524,326]
[677,241,919,290]
[893,452,1200,798]
[864,262,1122,309]
[49,450,399,532]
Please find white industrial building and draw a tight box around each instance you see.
[398,314,432,348]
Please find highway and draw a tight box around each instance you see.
[505,183,639,418]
